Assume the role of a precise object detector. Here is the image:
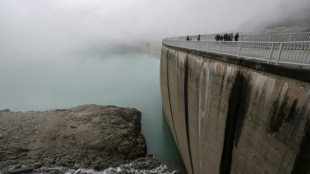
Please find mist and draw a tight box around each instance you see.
[0,0,285,59]
[239,0,310,32]
[1,1,309,172]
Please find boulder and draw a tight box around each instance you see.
[0,105,147,171]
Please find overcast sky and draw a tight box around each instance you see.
[1,0,304,58]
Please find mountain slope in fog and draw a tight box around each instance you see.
[239,0,310,33]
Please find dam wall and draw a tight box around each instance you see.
[160,44,310,174]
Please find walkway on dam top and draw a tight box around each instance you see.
[163,32,310,67]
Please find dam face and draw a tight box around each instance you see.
[160,45,310,174]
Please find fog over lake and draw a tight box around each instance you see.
[0,0,309,173]
[0,54,159,112]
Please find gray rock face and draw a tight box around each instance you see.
[0,105,147,172]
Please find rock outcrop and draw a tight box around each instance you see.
[0,104,147,173]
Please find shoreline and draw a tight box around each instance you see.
[0,105,164,173]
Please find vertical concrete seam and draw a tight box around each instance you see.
[166,48,181,152]
[184,53,194,174]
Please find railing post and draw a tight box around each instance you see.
[268,43,274,64]
[276,43,283,65]
[289,34,292,42]
[238,42,242,58]
[219,42,222,53]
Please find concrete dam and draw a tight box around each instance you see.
[160,33,310,174]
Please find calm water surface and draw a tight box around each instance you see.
[0,53,186,173]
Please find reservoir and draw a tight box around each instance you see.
[0,52,186,173]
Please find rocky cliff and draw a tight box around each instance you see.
[0,105,147,173]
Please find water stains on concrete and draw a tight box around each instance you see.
[161,45,310,174]
[292,119,310,174]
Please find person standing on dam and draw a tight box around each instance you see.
[235,33,239,41]
[198,35,201,41]
[215,34,220,41]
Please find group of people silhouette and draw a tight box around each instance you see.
[185,33,239,41]
[215,33,239,41]
[186,35,201,41]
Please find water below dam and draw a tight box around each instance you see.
[0,53,186,173]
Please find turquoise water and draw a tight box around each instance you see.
[0,53,186,173]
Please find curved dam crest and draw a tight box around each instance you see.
[160,44,310,174]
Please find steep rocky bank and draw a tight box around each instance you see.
[0,105,148,173]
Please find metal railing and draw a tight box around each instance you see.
[163,39,310,66]
[239,32,310,42]
[172,34,216,41]
[174,32,310,42]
